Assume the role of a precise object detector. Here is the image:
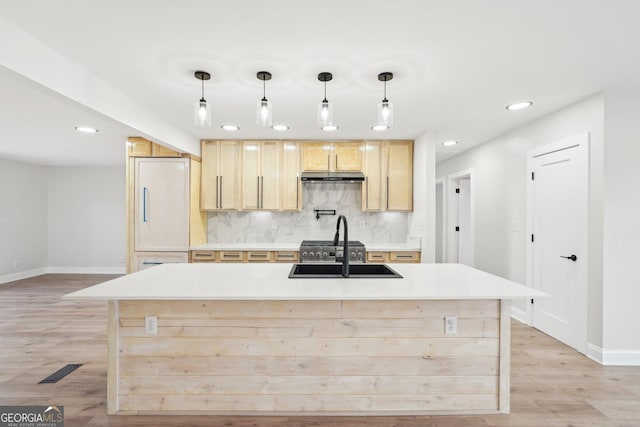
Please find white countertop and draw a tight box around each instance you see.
[63,263,547,301]
[190,242,421,251]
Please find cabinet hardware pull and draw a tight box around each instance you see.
[397,255,413,258]
[327,154,330,170]
[257,176,260,208]
[260,176,264,209]
[386,176,390,210]
[219,176,223,209]
[195,252,212,257]
[365,177,369,209]
[216,176,219,209]
[335,154,338,170]
[142,261,163,265]
[142,187,148,222]
[296,176,299,208]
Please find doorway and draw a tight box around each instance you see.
[435,179,445,263]
[527,133,589,354]
[447,169,474,266]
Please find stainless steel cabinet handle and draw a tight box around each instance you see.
[219,176,223,209]
[365,177,369,209]
[296,176,299,208]
[386,176,390,210]
[142,261,163,265]
[216,176,219,209]
[327,154,330,170]
[257,176,260,208]
[260,176,264,208]
[335,154,338,170]
[142,187,148,222]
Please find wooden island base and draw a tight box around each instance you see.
[108,299,510,415]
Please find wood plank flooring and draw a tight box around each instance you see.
[1,274,639,426]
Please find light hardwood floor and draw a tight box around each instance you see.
[1,274,639,426]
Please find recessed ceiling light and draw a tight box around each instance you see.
[272,124,289,131]
[321,125,338,131]
[371,125,389,131]
[221,124,239,131]
[74,126,98,133]
[506,101,533,111]
[442,140,458,146]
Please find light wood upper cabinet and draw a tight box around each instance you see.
[387,140,413,211]
[127,137,180,157]
[241,141,280,210]
[362,140,413,212]
[201,140,240,210]
[281,141,301,210]
[302,142,332,171]
[333,142,363,171]
[302,141,362,171]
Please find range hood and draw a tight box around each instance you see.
[300,171,365,182]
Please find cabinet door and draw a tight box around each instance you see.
[362,141,384,211]
[134,158,189,251]
[387,141,413,211]
[281,141,301,210]
[241,142,261,209]
[302,142,332,171]
[200,141,220,210]
[333,142,363,171]
[260,141,280,210]
[152,143,180,157]
[133,251,188,272]
[127,137,152,157]
[219,141,239,209]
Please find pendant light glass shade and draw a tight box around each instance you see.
[317,99,333,127]
[194,71,212,128]
[256,71,273,127]
[376,99,393,127]
[317,72,335,129]
[376,72,394,128]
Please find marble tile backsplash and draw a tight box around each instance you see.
[207,183,409,243]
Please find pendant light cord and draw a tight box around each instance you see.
[201,77,205,101]
[262,76,267,102]
[323,80,328,103]
[383,75,388,102]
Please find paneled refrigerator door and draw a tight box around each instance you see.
[134,158,189,251]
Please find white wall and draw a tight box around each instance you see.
[0,158,48,281]
[436,94,604,349]
[0,158,126,283]
[47,166,125,272]
[602,89,640,362]
[409,132,436,262]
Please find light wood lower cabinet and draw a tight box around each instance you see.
[190,250,300,263]
[133,252,188,271]
[367,251,421,263]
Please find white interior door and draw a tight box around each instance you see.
[457,177,472,266]
[529,134,588,354]
[135,158,189,251]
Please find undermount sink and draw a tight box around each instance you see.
[288,263,403,279]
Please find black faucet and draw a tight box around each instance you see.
[333,215,349,277]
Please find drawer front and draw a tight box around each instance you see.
[219,251,246,262]
[134,252,188,272]
[389,251,421,263]
[246,251,273,262]
[274,251,299,262]
[366,251,389,263]
[191,250,217,262]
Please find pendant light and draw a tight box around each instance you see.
[317,72,336,130]
[194,71,212,127]
[256,71,273,127]
[376,72,394,128]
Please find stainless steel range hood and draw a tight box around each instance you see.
[300,171,365,182]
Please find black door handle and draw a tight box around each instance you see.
[560,254,577,262]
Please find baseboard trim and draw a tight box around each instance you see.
[510,305,530,325]
[46,266,126,275]
[0,266,125,285]
[0,268,49,285]
[587,343,640,366]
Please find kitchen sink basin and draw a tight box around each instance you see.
[288,263,402,279]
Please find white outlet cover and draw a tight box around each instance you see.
[444,316,458,336]
[144,316,158,335]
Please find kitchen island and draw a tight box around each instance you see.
[63,263,546,416]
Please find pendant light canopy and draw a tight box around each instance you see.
[317,72,336,130]
[256,71,273,127]
[194,71,212,128]
[376,72,394,128]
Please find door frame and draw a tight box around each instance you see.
[446,169,474,266]
[525,133,590,352]
[435,178,447,263]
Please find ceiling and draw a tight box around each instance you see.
[1,0,639,166]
